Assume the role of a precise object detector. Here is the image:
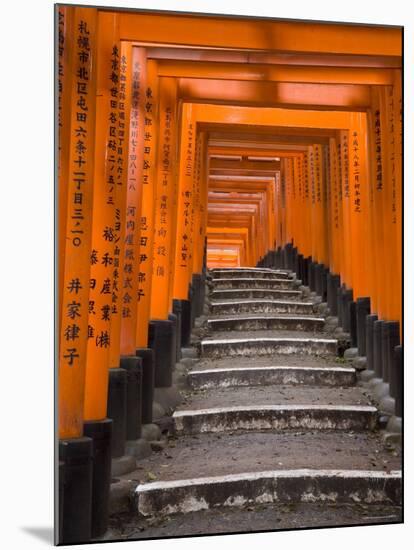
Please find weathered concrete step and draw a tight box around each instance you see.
[211,288,302,300]
[196,353,351,370]
[180,383,371,409]
[211,268,292,280]
[201,336,337,358]
[212,278,297,290]
[125,430,401,484]
[211,299,316,315]
[207,315,325,332]
[187,365,356,389]
[173,404,377,435]
[136,469,401,516]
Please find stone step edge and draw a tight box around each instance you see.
[136,468,401,516]
[211,268,291,274]
[212,288,302,294]
[210,299,314,306]
[173,404,377,434]
[188,365,356,375]
[207,315,325,324]
[174,404,377,417]
[211,277,295,286]
[201,337,337,345]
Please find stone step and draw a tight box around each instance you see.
[187,364,356,389]
[173,384,376,434]
[210,299,316,316]
[201,334,337,359]
[211,268,292,280]
[212,278,297,290]
[174,404,377,435]
[207,314,325,332]
[128,430,400,485]
[136,468,401,517]
[133,430,401,517]
[211,288,303,301]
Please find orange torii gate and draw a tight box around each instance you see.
[56,6,402,543]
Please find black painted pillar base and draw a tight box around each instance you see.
[385,322,400,386]
[308,261,317,292]
[120,356,143,440]
[275,247,283,269]
[148,319,175,388]
[365,314,378,372]
[283,243,293,271]
[337,286,344,327]
[172,300,182,361]
[342,288,353,332]
[135,348,154,425]
[297,254,304,281]
[322,267,329,302]
[327,273,340,316]
[199,273,206,317]
[107,368,127,458]
[188,282,195,328]
[349,301,358,347]
[270,250,277,269]
[356,297,371,356]
[381,322,390,384]
[390,345,403,417]
[314,263,324,297]
[83,419,112,539]
[59,437,93,544]
[168,313,178,366]
[373,320,384,379]
[302,257,311,286]
[180,299,192,347]
[191,274,203,321]
[292,247,298,276]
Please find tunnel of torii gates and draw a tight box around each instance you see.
[57,4,402,542]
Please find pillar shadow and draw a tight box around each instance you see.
[21,526,54,545]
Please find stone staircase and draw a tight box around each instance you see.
[109,267,401,539]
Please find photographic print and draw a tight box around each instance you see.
[55,4,403,544]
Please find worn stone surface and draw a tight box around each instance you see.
[141,423,162,442]
[108,479,136,516]
[136,469,400,517]
[150,439,167,452]
[178,384,373,410]
[201,332,337,359]
[187,364,356,389]
[386,416,402,434]
[117,430,400,484]
[105,503,402,540]
[174,405,377,435]
[104,268,401,540]
[212,278,297,290]
[360,369,375,382]
[211,288,302,300]
[181,347,199,359]
[211,268,292,280]
[125,439,152,460]
[378,396,395,415]
[353,356,367,371]
[111,455,137,477]
[154,387,183,413]
[207,314,325,333]
[211,299,316,316]
[152,401,166,421]
[344,347,359,360]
